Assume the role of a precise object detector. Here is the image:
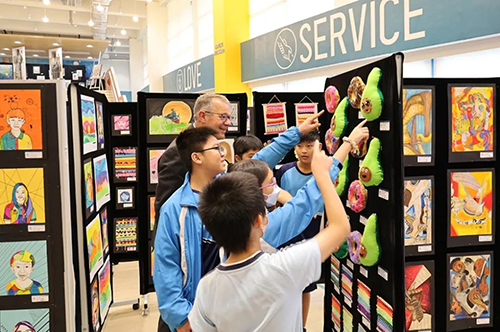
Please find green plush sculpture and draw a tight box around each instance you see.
[334,240,349,259]
[359,138,384,187]
[332,97,349,137]
[360,67,384,121]
[359,213,381,267]
[334,155,349,196]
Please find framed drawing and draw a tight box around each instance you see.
[0,308,50,332]
[86,214,103,280]
[98,256,112,324]
[95,101,105,150]
[111,114,131,136]
[146,98,194,143]
[114,217,137,252]
[81,94,97,155]
[90,276,100,332]
[228,102,239,132]
[83,159,95,218]
[113,147,137,183]
[116,186,134,210]
[93,154,110,211]
[147,148,166,192]
[100,208,109,254]
[405,260,434,332]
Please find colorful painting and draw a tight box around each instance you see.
[12,46,26,80]
[81,95,97,155]
[295,102,318,126]
[0,241,49,296]
[96,101,104,147]
[114,217,137,252]
[149,149,165,184]
[330,255,340,291]
[93,154,110,210]
[357,280,371,321]
[0,309,50,332]
[114,147,137,182]
[331,294,341,330]
[113,115,130,131]
[405,263,433,331]
[343,307,353,332]
[0,64,13,80]
[149,196,156,232]
[403,88,433,157]
[450,171,493,237]
[117,188,133,204]
[86,215,103,280]
[98,256,112,323]
[84,161,94,212]
[0,89,43,151]
[0,168,45,225]
[377,296,394,332]
[449,254,491,323]
[450,86,494,153]
[228,102,239,132]
[404,178,432,247]
[148,99,193,135]
[91,277,100,332]
[263,102,287,134]
[341,265,353,303]
[100,208,109,253]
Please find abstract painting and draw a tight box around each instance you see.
[0,89,43,151]
[90,277,100,332]
[114,217,137,252]
[0,168,45,225]
[405,262,433,331]
[114,147,137,182]
[147,99,193,136]
[148,149,165,185]
[404,178,433,248]
[100,208,109,254]
[93,154,110,210]
[84,161,94,213]
[0,240,49,296]
[86,215,103,280]
[295,102,318,126]
[81,95,97,155]
[96,101,105,148]
[0,308,50,332]
[263,102,287,134]
[403,88,433,157]
[98,256,112,323]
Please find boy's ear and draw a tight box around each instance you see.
[191,152,203,166]
[318,142,323,150]
[235,155,241,162]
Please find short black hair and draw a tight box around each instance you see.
[233,135,264,157]
[299,130,320,144]
[227,159,269,186]
[199,172,266,254]
[176,127,218,173]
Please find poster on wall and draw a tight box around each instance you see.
[112,114,131,136]
[90,276,100,332]
[93,154,110,210]
[228,102,239,132]
[0,240,49,297]
[98,256,112,323]
[448,169,495,247]
[263,102,287,135]
[403,87,435,166]
[81,95,98,155]
[146,98,194,143]
[86,214,103,280]
[114,217,137,252]
[447,252,493,331]
[405,260,434,332]
[96,101,105,150]
[147,148,166,190]
[448,85,495,163]
[83,159,95,218]
[113,147,137,183]
[404,176,434,256]
[0,167,46,226]
[0,308,50,332]
[295,102,318,127]
[116,186,134,210]
[12,46,26,80]
[48,47,63,80]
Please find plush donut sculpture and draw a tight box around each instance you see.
[350,136,368,158]
[359,214,381,266]
[347,231,362,264]
[348,180,367,213]
[325,128,341,155]
[360,67,384,121]
[325,85,341,113]
[334,155,349,196]
[334,240,349,259]
[348,76,365,108]
[332,97,349,137]
[359,137,384,187]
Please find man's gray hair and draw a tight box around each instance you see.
[194,93,230,120]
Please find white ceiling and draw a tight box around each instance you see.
[0,0,149,60]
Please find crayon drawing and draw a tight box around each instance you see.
[96,101,105,147]
[86,215,103,280]
[114,147,137,182]
[84,161,94,211]
[450,171,493,237]
[149,149,165,184]
[404,178,432,247]
[91,277,100,332]
[0,89,43,151]
[405,264,432,331]
[114,217,137,252]
[403,88,433,156]
[93,154,110,210]
[99,256,112,323]
[100,208,109,253]
[0,308,50,332]
[148,99,193,135]
[0,168,45,225]
[0,241,49,296]
[81,95,97,155]
[450,86,494,153]
[263,102,287,134]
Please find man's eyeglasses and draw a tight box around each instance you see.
[206,111,232,123]
[195,145,225,156]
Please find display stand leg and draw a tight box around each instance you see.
[112,298,141,311]
[141,294,149,316]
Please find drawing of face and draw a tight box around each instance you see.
[15,185,27,205]
[13,321,36,332]
[11,260,33,281]
[451,298,463,315]
[7,117,25,131]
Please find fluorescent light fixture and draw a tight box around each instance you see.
[33,54,39,57]
[87,44,93,48]
[14,41,22,44]
[65,55,70,58]
[132,16,139,22]
[43,0,50,5]
[120,28,126,35]
[0,53,6,56]
[53,42,59,46]
[2,48,10,51]
[87,56,93,59]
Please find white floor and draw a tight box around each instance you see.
[102,261,325,332]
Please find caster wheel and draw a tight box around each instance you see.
[132,303,139,310]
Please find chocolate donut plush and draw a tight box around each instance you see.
[348,76,365,108]
[348,180,367,213]
[325,85,341,113]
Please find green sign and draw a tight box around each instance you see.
[163,54,214,93]
[241,0,500,82]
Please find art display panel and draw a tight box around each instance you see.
[81,95,98,155]
[93,154,111,211]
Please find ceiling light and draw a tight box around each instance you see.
[132,16,139,22]
[88,19,94,27]
[96,4,104,12]
[43,0,50,5]
[3,48,10,51]
[120,28,126,35]
[87,44,93,48]
[33,54,39,57]
[146,0,152,2]
[115,40,121,46]
[14,41,22,44]
[23,6,27,9]
[42,15,49,23]
[0,53,6,56]
[53,43,59,46]
[65,55,70,58]
[87,56,93,59]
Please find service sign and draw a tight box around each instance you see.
[163,54,215,93]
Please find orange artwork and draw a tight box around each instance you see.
[0,90,43,151]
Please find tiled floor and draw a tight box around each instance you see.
[102,261,324,331]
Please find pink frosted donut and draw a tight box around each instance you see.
[324,85,340,113]
[348,180,367,213]
[348,231,362,264]
[325,128,340,155]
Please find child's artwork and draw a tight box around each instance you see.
[114,217,137,252]
[116,187,134,209]
[148,149,165,185]
[449,170,493,245]
[86,215,103,280]
[0,168,45,225]
[448,253,493,330]
[377,296,394,332]
[81,95,97,155]
[0,241,49,296]
[93,154,110,210]
[343,307,353,332]
[219,139,234,164]
[341,265,353,304]
[331,294,341,331]
[450,86,494,161]
[147,99,193,137]
[112,115,131,136]
[405,262,433,331]
[0,308,50,332]
[0,64,13,80]
[84,160,95,215]
[150,245,155,278]
[12,46,26,80]
[228,102,239,132]
[96,101,105,149]
[149,196,156,232]
[113,147,137,182]
[403,87,434,165]
[90,277,100,332]
[263,102,287,135]
[48,47,63,80]
[330,255,340,292]
[0,89,43,151]
[404,177,433,254]
[357,280,371,322]
[100,208,109,254]
[98,256,112,323]
[295,102,318,126]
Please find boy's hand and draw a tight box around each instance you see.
[348,119,369,144]
[311,141,333,179]
[298,110,324,135]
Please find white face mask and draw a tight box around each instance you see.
[264,185,280,207]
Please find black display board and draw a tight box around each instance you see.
[404,77,500,332]
[65,65,86,83]
[26,64,49,80]
[323,54,405,332]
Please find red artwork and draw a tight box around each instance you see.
[405,264,432,331]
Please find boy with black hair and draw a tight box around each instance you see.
[233,134,264,161]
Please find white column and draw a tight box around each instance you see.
[147,2,169,92]
[129,38,144,101]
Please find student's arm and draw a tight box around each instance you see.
[277,188,292,205]
[253,111,324,169]
[189,285,218,332]
[153,205,192,331]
